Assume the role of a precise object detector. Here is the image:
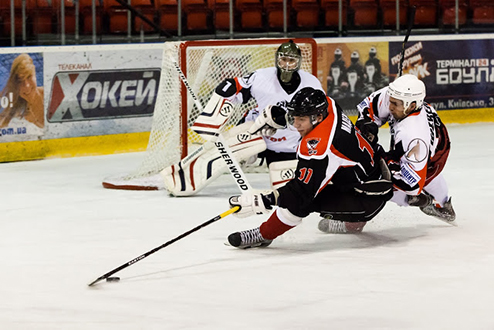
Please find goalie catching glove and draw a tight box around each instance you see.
[229,190,279,218]
[248,105,288,137]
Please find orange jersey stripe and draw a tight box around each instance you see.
[299,100,335,157]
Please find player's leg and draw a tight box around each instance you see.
[228,207,301,248]
[420,174,456,223]
[161,121,266,196]
[316,187,388,234]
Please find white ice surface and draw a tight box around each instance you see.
[1,123,493,330]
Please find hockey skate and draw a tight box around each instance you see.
[407,193,433,208]
[420,197,457,226]
[228,227,273,249]
[318,219,366,234]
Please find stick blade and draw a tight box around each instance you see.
[87,277,105,287]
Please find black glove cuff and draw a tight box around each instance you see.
[271,105,288,127]
[261,191,277,209]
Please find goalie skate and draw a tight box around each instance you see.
[102,173,165,190]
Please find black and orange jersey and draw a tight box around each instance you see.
[277,97,381,217]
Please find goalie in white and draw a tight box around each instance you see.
[162,40,324,196]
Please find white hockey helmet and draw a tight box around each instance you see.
[387,74,426,110]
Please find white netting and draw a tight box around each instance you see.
[103,38,316,190]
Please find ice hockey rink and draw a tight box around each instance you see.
[1,122,493,330]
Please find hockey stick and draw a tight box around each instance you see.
[398,5,417,77]
[113,0,172,37]
[87,206,240,287]
[169,56,253,192]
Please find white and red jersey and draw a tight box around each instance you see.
[228,67,323,153]
[356,86,450,196]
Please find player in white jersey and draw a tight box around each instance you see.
[162,40,324,196]
[213,40,323,164]
[321,74,455,232]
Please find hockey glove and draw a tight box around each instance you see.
[229,190,279,218]
[248,105,288,137]
[356,119,379,146]
[354,180,393,198]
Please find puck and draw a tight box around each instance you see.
[106,277,120,282]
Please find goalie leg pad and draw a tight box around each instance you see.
[268,159,298,190]
[161,129,266,196]
[191,92,234,141]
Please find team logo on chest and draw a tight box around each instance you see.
[307,138,321,155]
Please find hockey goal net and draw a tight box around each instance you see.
[103,38,317,190]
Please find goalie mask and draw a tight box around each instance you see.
[387,74,426,111]
[287,87,328,126]
[276,40,302,83]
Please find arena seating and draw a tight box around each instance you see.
[237,0,264,30]
[104,0,130,33]
[52,0,78,34]
[409,0,438,27]
[156,0,179,32]
[181,0,211,32]
[1,0,27,36]
[439,0,468,26]
[292,0,320,29]
[380,0,408,27]
[31,0,53,34]
[209,0,232,30]
[132,0,156,33]
[321,0,348,28]
[264,0,291,30]
[470,0,494,25]
[2,0,494,39]
[350,0,378,27]
[78,0,103,34]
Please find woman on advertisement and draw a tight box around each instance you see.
[0,53,44,130]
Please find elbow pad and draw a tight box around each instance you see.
[215,78,238,98]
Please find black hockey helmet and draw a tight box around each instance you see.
[276,40,302,83]
[287,87,328,125]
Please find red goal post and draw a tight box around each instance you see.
[102,38,318,190]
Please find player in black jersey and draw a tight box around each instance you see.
[227,87,393,249]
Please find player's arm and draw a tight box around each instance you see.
[385,139,428,195]
[191,72,257,141]
[247,104,288,136]
[355,92,384,146]
[215,72,255,104]
[229,156,328,219]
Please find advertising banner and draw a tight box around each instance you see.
[318,42,390,114]
[0,52,45,142]
[43,48,162,139]
[389,38,494,111]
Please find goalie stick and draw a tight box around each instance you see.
[398,5,417,77]
[87,206,240,286]
[169,56,253,193]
